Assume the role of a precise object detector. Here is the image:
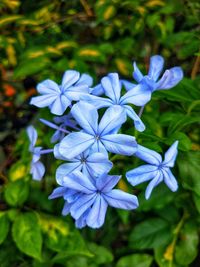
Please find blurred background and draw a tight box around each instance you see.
[0,0,200,266]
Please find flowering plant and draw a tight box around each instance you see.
[27,55,183,229]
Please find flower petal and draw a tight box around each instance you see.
[156,67,183,90]
[62,170,96,193]
[76,73,93,87]
[126,165,158,186]
[133,62,144,82]
[101,134,137,156]
[86,152,113,177]
[124,105,145,132]
[48,187,68,199]
[86,195,108,228]
[70,194,96,220]
[163,141,179,167]
[120,79,137,91]
[145,171,163,199]
[56,162,82,185]
[50,95,71,115]
[103,189,139,210]
[162,168,178,192]
[59,132,95,159]
[27,126,37,148]
[37,79,60,94]
[101,73,121,103]
[71,102,98,135]
[30,94,57,108]
[61,70,80,90]
[90,83,104,96]
[148,55,164,81]
[80,94,113,109]
[96,173,121,192]
[98,105,126,136]
[120,83,151,106]
[31,161,45,181]
[135,145,162,165]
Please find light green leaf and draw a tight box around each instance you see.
[88,243,113,265]
[116,254,153,267]
[12,212,42,260]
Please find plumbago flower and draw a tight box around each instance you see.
[27,126,53,180]
[30,71,93,115]
[122,55,183,96]
[126,141,179,199]
[81,73,150,131]
[49,170,139,229]
[58,101,137,159]
[54,145,113,182]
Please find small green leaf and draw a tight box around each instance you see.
[175,222,199,265]
[88,243,113,265]
[129,217,171,249]
[0,212,9,245]
[12,212,42,260]
[4,180,29,207]
[116,254,153,267]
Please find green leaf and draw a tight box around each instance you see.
[129,217,171,249]
[175,222,199,265]
[12,212,42,260]
[0,15,22,26]
[165,132,192,151]
[88,243,113,265]
[178,151,200,196]
[4,180,29,207]
[116,254,153,267]
[0,212,9,245]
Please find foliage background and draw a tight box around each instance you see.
[0,0,200,266]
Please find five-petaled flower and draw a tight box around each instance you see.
[49,170,139,228]
[126,141,179,199]
[58,101,137,159]
[30,71,93,115]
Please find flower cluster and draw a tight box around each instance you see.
[27,55,183,229]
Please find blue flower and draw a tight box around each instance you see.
[122,55,183,93]
[27,126,45,180]
[58,101,137,159]
[30,71,93,115]
[54,146,113,182]
[81,73,150,131]
[49,170,139,228]
[126,141,179,199]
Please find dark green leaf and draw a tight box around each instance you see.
[0,212,9,245]
[116,254,153,267]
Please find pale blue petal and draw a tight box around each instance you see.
[76,73,93,87]
[37,79,60,94]
[59,132,95,159]
[86,195,108,228]
[124,105,145,132]
[103,189,139,210]
[64,190,81,202]
[48,187,68,199]
[148,55,164,81]
[96,173,121,192]
[56,162,82,185]
[50,95,71,115]
[31,161,45,181]
[98,106,126,136]
[162,168,178,192]
[75,209,90,229]
[145,172,163,199]
[27,126,37,148]
[89,140,108,155]
[71,102,98,135]
[70,194,96,220]
[101,134,137,156]
[120,79,137,91]
[62,171,96,193]
[65,84,89,101]
[80,94,113,109]
[163,141,179,167]
[155,67,183,90]
[120,83,151,106]
[54,143,67,160]
[90,84,104,96]
[126,165,158,186]
[133,62,144,82]
[86,152,113,177]
[135,145,162,165]
[61,70,80,90]
[30,94,57,108]
[101,73,121,103]
[62,201,73,216]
